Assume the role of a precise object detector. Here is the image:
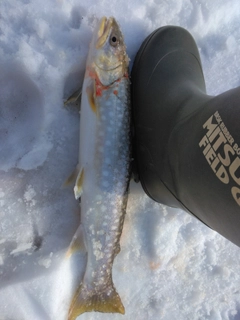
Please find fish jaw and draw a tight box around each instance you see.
[68,280,125,320]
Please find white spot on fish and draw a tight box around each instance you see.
[98,277,104,284]
[96,252,104,260]
[92,239,102,250]
[92,239,104,261]
[89,225,95,235]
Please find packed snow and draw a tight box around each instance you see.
[1,0,240,319]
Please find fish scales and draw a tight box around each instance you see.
[68,17,131,320]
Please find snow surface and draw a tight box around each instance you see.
[1,0,240,319]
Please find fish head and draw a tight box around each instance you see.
[89,17,129,86]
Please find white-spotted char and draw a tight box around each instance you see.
[68,16,131,320]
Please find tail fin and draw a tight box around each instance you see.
[68,282,125,320]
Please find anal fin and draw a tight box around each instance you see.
[64,87,82,106]
[74,167,84,200]
[66,225,86,258]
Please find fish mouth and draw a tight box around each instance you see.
[96,16,114,49]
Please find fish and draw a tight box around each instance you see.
[67,16,131,320]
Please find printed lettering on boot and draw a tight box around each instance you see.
[199,111,240,206]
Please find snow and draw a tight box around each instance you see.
[1,0,240,319]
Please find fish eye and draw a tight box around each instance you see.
[110,34,118,47]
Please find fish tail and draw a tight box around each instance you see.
[68,282,125,320]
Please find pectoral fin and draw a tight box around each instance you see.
[74,167,84,200]
[86,83,98,115]
[64,87,82,105]
[63,165,80,187]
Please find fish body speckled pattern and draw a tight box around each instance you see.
[68,17,131,320]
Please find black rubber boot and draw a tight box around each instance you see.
[131,26,240,247]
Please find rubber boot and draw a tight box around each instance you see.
[131,26,240,247]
